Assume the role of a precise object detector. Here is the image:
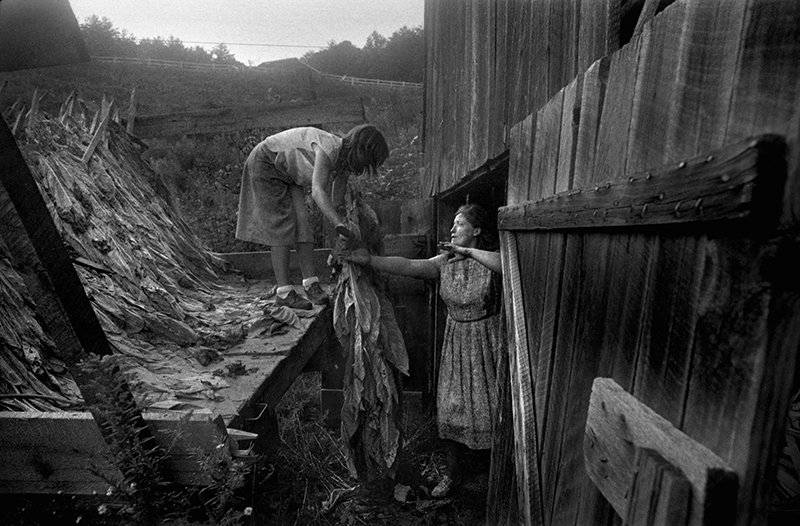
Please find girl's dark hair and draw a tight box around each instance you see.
[456,203,497,250]
[337,124,389,175]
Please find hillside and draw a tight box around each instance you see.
[1,60,423,252]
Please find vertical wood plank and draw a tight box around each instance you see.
[538,233,584,525]
[528,0,549,116]
[578,0,613,73]
[489,0,507,157]
[507,115,535,206]
[573,56,611,190]
[626,1,686,175]
[725,0,800,224]
[593,36,642,185]
[633,235,705,424]
[529,91,563,201]
[665,0,745,161]
[500,230,545,526]
[548,0,579,98]
[681,237,800,526]
[555,75,583,194]
[551,232,617,526]
[469,0,491,172]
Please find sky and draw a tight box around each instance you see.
[67,0,424,66]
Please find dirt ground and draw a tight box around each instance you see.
[253,374,493,526]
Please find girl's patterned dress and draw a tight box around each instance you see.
[436,256,505,449]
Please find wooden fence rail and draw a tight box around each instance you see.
[92,55,263,73]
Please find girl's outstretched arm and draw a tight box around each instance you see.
[342,248,442,280]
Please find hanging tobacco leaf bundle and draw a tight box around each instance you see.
[331,183,409,481]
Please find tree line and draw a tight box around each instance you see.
[79,16,424,82]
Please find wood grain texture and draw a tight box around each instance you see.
[584,378,737,526]
[529,91,563,201]
[573,56,611,190]
[538,233,583,525]
[623,448,692,526]
[626,1,686,175]
[497,134,787,231]
[550,232,617,526]
[680,236,800,526]
[500,230,544,526]
[665,0,744,162]
[0,410,232,492]
[725,0,800,226]
[592,35,641,185]
[555,75,583,194]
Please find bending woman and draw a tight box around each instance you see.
[343,203,505,497]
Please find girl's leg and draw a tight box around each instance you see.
[296,242,316,279]
[433,439,467,497]
[270,245,292,287]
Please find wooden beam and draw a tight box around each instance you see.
[584,378,738,526]
[130,97,366,138]
[0,118,111,363]
[0,410,237,493]
[498,134,787,231]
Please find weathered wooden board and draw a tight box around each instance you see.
[547,0,579,100]
[529,91,563,201]
[209,304,334,428]
[537,233,583,525]
[592,34,641,185]
[468,0,491,172]
[0,410,232,493]
[499,230,544,526]
[725,0,800,226]
[680,235,800,526]
[626,1,686,175]
[555,75,582,194]
[664,0,743,160]
[584,378,738,526]
[498,134,787,231]
[589,0,622,73]
[550,232,618,526]
[507,114,535,206]
[130,97,365,138]
[573,56,610,191]
[624,447,692,526]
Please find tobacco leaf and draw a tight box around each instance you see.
[331,181,408,481]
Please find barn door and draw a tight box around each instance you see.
[498,134,799,526]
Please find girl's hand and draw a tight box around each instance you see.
[340,247,371,266]
[335,223,352,239]
[438,241,468,261]
[335,220,361,241]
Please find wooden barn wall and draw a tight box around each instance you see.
[422,0,619,197]
[498,0,800,525]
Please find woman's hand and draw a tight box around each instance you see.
[438,241,469,262]
[340,247,371,266]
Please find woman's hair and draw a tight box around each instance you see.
[456,203,497,250]
[337,124,389,175]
